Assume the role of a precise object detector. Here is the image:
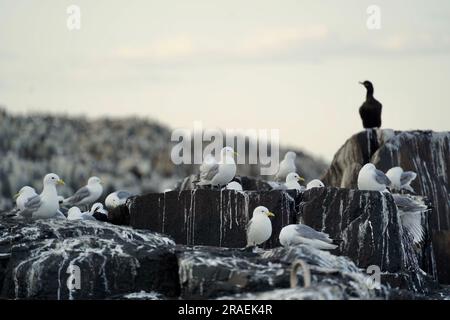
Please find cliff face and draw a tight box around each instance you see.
[322,129,450,283]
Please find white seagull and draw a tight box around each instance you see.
[21,173,65,219]
[386,167,417,192]
[105,190,132,209]
[225,181,243,191]
[279,224,338,250]
[306,179,325,190]
[357,163,391,192]
[284,172,305,191]
[393,194,429,244]
[275,151,297,181]
[67,206,96,221]
[246,206,275,247]
[63,176,103,208]
[14,186,37,213]
[90,202,108,219]
[197,147,237,188]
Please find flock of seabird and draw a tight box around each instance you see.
[9,80,427,250]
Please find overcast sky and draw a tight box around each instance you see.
[1,0,449,160]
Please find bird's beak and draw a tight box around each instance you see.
[233,152,239,157]
[266,211,275,217]
[13,192,20,200]
[57,179,65,186]
[298,176,305,182]
[359,81,364,85]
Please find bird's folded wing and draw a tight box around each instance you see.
[66,186,90,203]
[200,161,219,182]
[21,195,42,217]
[117,190,132,199]
[295,224,332,243]
[400,171,417,185]
[374,169,391,186]
[392,194,427,212]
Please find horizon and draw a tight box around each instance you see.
[1,0,449,161]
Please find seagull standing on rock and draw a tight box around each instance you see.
[275,151,297,181]
[246,206,275,247]
[386,167,417,193]
[63,176,103,209]
[21,173,65,219]
[67,207,96,221]
[357,163,391,192]
[393,194,429,244]
[279,224,338,250]
[284,172,305,191]
[197,147,237,189]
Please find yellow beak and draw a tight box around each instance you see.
[266,211,275,217]
[233,151,239,156]
[13,192,20,200]
[57,179,65,186]
[298,177,305,182]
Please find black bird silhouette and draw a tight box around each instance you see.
[359,80,382,129]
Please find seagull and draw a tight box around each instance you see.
[105,190,132,209]
[67,206,96,221]
[90,202,109,221]
[359,80,382,129]
[306,179,325,190]
[386,167,417,193]
[284,172,305,191]
[225,181,243,191]
[246,206,275,247]
[14,186,37,213]
[279,224,338,250]
[275,151,297,181]
[63,176,103,208]
[357,163,391,192]
[21,173,65,219]
[197,147,237,188]
[392,194,429,244]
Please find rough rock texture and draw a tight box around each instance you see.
[0,216,180,299]
[321,129,450,283]
[128,189,299,249]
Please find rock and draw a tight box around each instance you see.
[321,129,450,283]
[175,175,275,192]
[128,189,299,248]
[0,216,180,299]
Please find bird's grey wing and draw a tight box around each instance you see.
[400,213,424,244]
[295,224,332,243]
[67,186,90,203]
[117,191,131,199]
[200,162,219,182]
[392,194,427,212]
[374,169,391,186]
[400,171,417,185]
[21,195,42,217]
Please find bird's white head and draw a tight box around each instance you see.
[14,186,35,199]
[221,146,237,157]
[286,172,304,183]
[306,179,325,189]
[43,173,65,187]
[285,151,296,160]
[88,176,102,185]
[252,206,275,218]
[362,163,376,171]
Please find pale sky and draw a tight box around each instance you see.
[1,0,449,160]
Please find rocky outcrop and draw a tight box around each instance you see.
[0,216,180,299]
[322,129,450,283]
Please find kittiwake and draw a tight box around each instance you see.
[284,172,305,191]
[279,224,338,250]
[386,167,417,192]
[197,147,237,188]
[63,176,103,208]
[246,206,275,247]
[275,151,297,181]
[357,163,391,192]
[306,179,325,190]
[105,190,132,209]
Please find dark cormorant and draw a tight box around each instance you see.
[359,80,382,128]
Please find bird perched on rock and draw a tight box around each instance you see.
[279,224,338,250]
[105,190,132,209]
[357,163,391,192]
[386,167,417,193]
[21,173,65,219]
[284,172,305,191]
[63,176,103,209]
[246,206,275,247]
[14,186,37,213]
[359,80,382,129]
[67,206,96,221]
[225,181,243,191]
[306,179,325,190]
[392,194,429,244]
[275,151,297,181]
[197,147,237,188]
